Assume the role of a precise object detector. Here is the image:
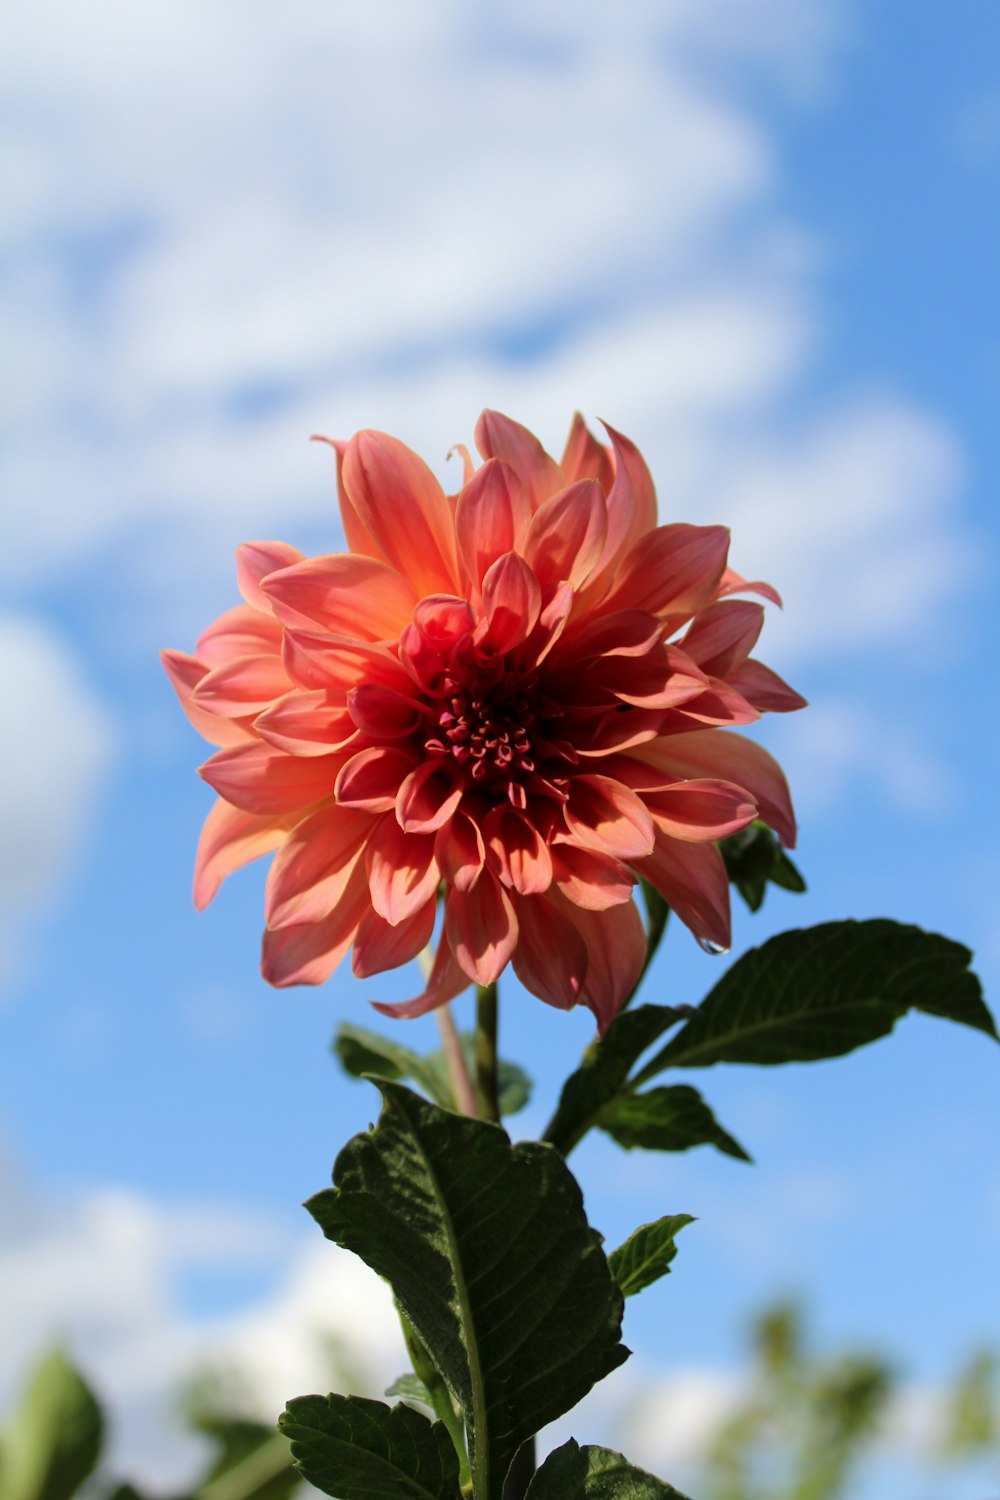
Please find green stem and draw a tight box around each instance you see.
[399,1305,472,1491]
[436,1002,478,1116]
[475,982,500,1124]
[195,1433,292,1500]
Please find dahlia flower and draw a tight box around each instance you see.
[163,412,803,1031]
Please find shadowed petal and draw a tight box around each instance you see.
[646,779,757,842]
[680,600,765,676]
[282,632,411,693]
[348,683,426,739]
[726,659,808,713]
[597,421,658,571]
[630,730,796,847]
[434,811,485,893]
[510,894,587,1009]
[445,875,518,985]
[352,898,437,978]
[372,935,471,1019]
[557,893,647,1033]
[636,833,732,953]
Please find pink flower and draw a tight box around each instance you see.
[163,412,804,1032]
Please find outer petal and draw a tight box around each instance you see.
[726,659,808,713]
[435,811,486,893]
[254,691,359,757]
[680,601,765,677]
[337,746,418,812]
[282,632,411,694]
[161,650,254,748]
[482,805,554,895]
[600,524,730,619]
[372,933,471,1019]
[596,421,658,572]
[445,874,518,986]
[264,804,374,929]
[717,566,783,608]
[192,652,293,716]
[629,730,796,847]
[341,429,460,596]
[455,458,531,589]
[261,861,370,987]
[636,833,732,953]
[193,799,290,910]
[563,774,655,860]
[311,433,385,561]
[262,554,418,639]
[352,898,437,979]
[560,411,614,492]
[196,605,283,667]
[510,893,588,1009]
[646,780,757,842]
[551,844,636,910]
[199,743,340,814]
[557,893,647,1034]
[366,818,440,925]
[523,479,608,589]
[236,541,305,613]
[474,410,562,509]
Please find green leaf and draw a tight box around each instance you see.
[334,1023,531,1117]
[600,1085,751,1162]
[307,1082,628,1500]
[525,1440,689,1498]
[279,1394,460,1500]
[0,1349,103,1500]
[634,920,995,1080]
[608,1215,695,1298]
[721,823,806,913]
[384,1375,435,1410]
[542,1005,690,1156]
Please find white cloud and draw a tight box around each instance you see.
[0,617,114,990]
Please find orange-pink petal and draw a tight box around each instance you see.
[196,605,283,667]
[523,479,608,589]
[341,429,459,596]
[455,458,532,590]
[261,861,370,987]
[564,774,655,860]
[193,799,290,910]
[510,893,587,1009]
[372,934,471,1019]
[551,844,636,910]
[483,805,554,895]
[262,553,418,639]
[161,650,254,748]
[352,898,437,979]
[474,409,562,510]
[636,834,732,953]
[264,804,373,929]
[199,743,339,815]
[629,729,796,847]
[236,541,306,614]
[445,874,518,986]
[366,818,440,925]
[192,652,293,716]
[434,811,486,893]
[254,691,359,757]
[336,746,417,813]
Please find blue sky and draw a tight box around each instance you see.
[2,2,998,1493]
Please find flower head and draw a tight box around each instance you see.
[163,412,804,1031]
